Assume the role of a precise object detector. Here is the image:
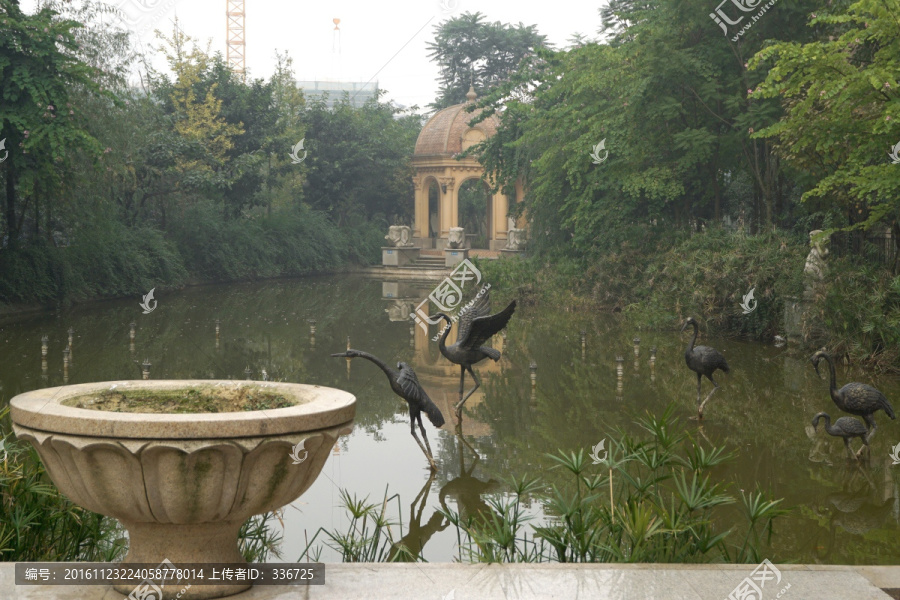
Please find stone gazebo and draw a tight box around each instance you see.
[411,87,525,252]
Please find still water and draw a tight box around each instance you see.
[1,275,899,564]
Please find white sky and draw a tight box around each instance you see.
[24,0,606,112]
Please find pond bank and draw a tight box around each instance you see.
[478,228,900,372]
[2,563,897,599]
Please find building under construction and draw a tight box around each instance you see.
[295,81,379,109]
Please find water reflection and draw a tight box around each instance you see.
[388,472,448,561]
[439,428,502,522]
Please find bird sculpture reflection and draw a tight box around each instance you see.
[431,292,516,420]
[811,412,869,460]
[331,349,444,470]
[811,351,895,442]
[681,317,730,419]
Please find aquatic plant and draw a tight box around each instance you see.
[311,406,787,564]
[442,404,788,564]
[300,487,414,562]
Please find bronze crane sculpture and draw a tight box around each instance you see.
[681,317,730,419]
[431,292,516,421]
[332,349,444,470]
[811,351,894,442]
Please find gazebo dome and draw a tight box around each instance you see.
[414,87,500,157]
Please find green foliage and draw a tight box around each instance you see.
[168,203,346,281]
[0,222,186,305]
[625,228,806,337]
[427,12,547,110]
[0,0,112,244]
[300,94,420,228]
[753,0,900,233]
[809,257,900,369]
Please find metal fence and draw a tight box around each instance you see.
[829,227,900,272]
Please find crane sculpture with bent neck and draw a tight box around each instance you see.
[331,349,444,470]
[431,291,516,423]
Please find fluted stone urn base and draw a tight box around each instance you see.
[11,380,355,600]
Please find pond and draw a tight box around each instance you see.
[1,274,899,565]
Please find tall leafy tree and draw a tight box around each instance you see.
[753,0,900,233]
[427,12,547,110]
[301,94,421,227]
[0,0,110,245]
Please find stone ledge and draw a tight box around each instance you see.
[2,563,897,599]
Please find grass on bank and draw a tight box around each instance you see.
[0,203,384,309]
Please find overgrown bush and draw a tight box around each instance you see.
[626,228,806,338]
[809,257,900,370]
[0,222,187,306]
[168,202,348,281]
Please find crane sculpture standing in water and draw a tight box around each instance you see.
[811,412,870,460]
[331,349,444,470]
[811,351,895,442]
[681,317,730,419]
[431,292,516,421]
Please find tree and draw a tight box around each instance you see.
[427,12,547,110]
[300,93,420,227]
[473,0,822,259]
[753,0,900,234]
[0,0,110,245]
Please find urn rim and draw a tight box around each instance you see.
[10,380,356,439]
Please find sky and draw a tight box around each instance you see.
[24,0,606,112]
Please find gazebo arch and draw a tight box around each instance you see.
[411,87,525,251]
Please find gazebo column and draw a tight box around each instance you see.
[412,178,428,246]
[490,192,509,251]
[438,177,455,250]
[514,179,528,228]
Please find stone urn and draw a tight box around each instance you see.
[10,380,355,600]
